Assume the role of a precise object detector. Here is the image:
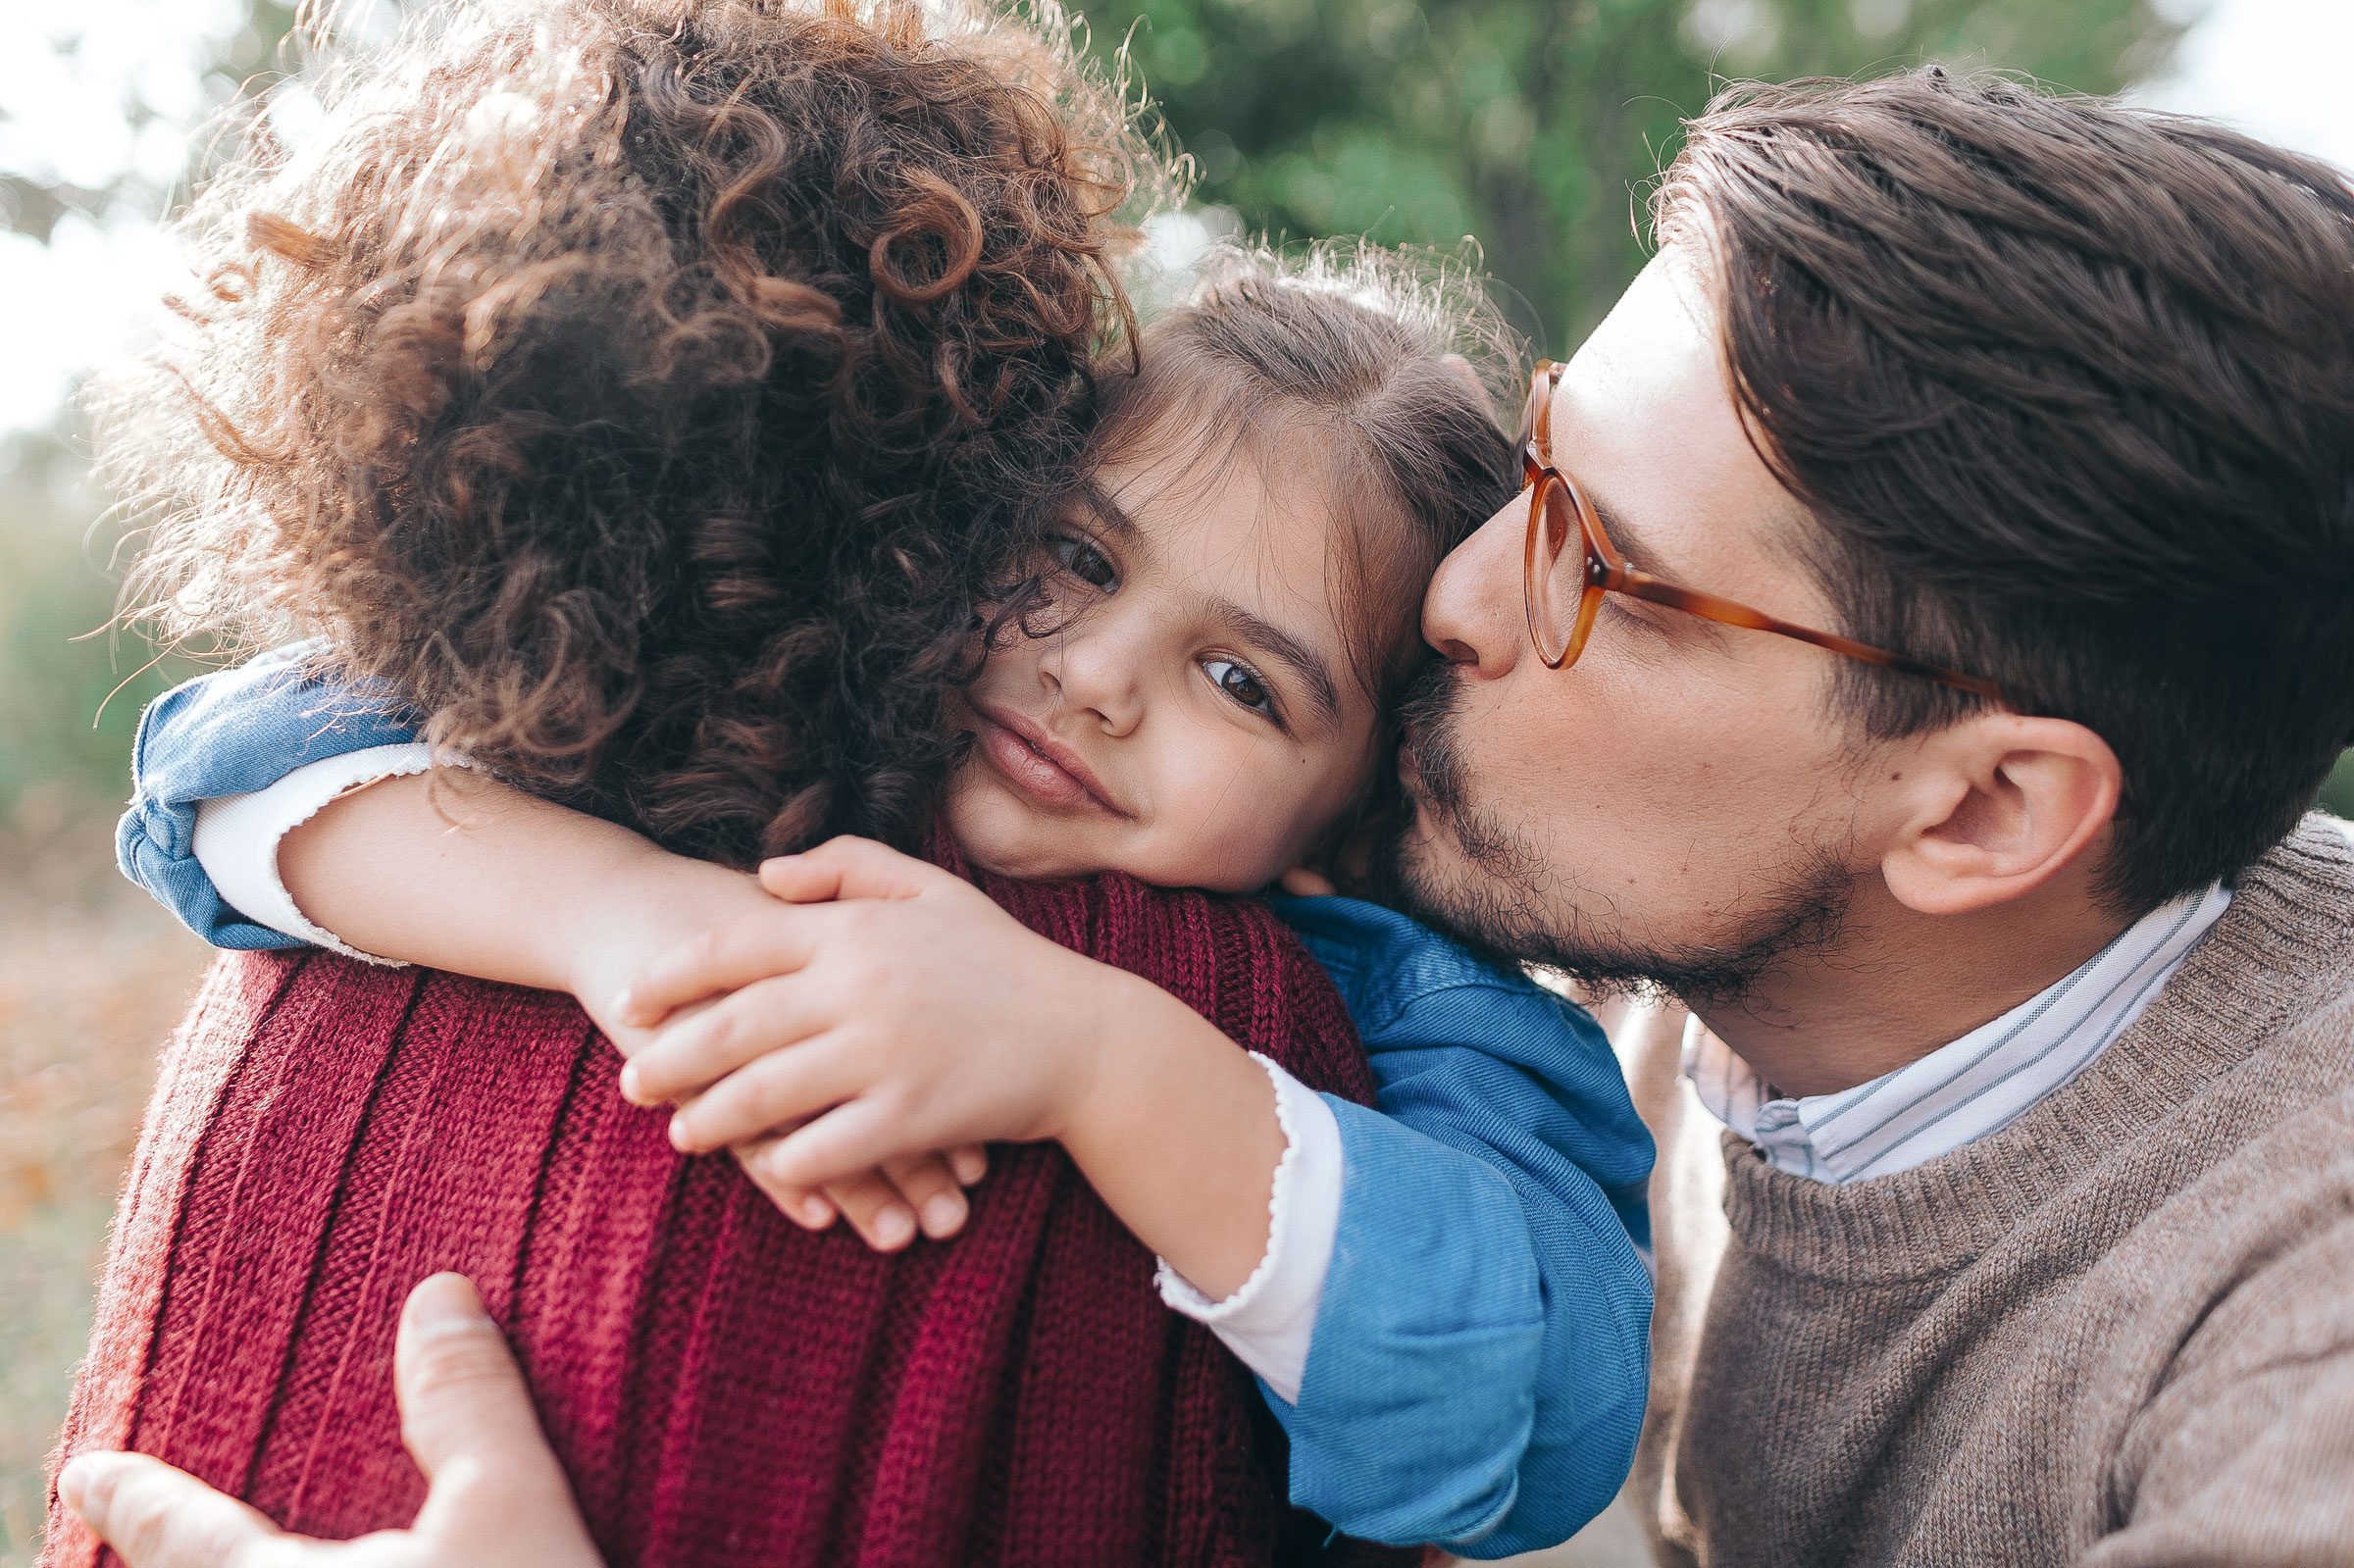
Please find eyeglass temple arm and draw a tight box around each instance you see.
[1612,570,2008,704]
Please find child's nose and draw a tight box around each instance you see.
[1042,623,1145,736]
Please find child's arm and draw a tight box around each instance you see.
[276,768,759,1017]
[620,840,1654,1557]
[119,650,762,1018]
[119,654,984,1248]
[279,773,995,1246]
[1257,893,1655,1558]
[119,645,428,949]
[618,838,1300,1297]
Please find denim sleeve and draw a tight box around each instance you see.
[117,643,424,948]
[1268,893,1656,1559]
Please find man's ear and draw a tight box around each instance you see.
[1879,714,2123,918]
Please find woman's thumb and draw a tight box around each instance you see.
[393,1276,563,1490]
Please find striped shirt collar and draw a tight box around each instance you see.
[1687,882,2234,1185]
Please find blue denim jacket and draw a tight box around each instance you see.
[118,654,1655,1558]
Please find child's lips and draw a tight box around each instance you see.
[972,706,1128,818]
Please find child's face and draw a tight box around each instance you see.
[945,434,1388,893]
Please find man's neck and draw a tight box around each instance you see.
[1693,868,2132,1100]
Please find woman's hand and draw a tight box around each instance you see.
[59,1276,602,1568]
[615,837,1128,1194]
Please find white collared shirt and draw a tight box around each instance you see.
[1687,881,2235,1184]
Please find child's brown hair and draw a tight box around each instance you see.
[103,0,1171,864]
[1087,241,1520,713]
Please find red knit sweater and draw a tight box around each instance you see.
[45,860,1414,1567]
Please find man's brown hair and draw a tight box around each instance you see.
[1659,68,2354,912]
[102,0,1168,864]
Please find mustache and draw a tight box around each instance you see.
[1395,661,1469,814]
[1393,662,1540,880]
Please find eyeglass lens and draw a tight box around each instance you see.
[1527,480,1585,666]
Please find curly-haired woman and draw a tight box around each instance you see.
[47,1,1651,1562]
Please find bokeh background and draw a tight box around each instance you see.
[4,0,2351,1562]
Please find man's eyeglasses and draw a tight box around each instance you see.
[1518,360,2006,703]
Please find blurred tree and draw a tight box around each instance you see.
[3,0,2344,825]
[0,1,302,247]
[0,4,301,823]
[1090,0,2181,350]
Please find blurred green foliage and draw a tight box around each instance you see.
[1,4,297,827]
[1089,0,2182,348]
[0,3,300,250]
[0,433,196,826]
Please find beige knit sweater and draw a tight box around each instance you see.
[1633,814,2354,1566]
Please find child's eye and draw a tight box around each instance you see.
[1049,533,1118,591]
[1203,657,1279,722]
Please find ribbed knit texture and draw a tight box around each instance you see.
[1645,815,2354,1565]
[43,844,1417,1568]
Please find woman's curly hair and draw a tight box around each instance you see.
[99,0,1173,863]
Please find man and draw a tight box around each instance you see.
[70,66,2354,1566]
[1392,68,2354,1561]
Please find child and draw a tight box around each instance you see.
[122,246,1655,1558]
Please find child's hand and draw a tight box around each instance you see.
[612,836,1126,1203]
[727,1127,988,1250]
[558,874,986,1251]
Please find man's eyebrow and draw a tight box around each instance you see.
[1582,483,1739,647]
[1214,601,1343,730]
[1582,484,1669,579]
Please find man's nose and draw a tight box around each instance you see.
[1042,618,1145,736]
[1422,489,1529,679]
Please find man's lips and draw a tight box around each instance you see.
[971,704,1128,818]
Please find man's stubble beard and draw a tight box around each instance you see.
[1373,662,1856,1010]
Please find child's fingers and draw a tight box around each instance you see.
[752,1098,913,1193]
[729,1138,836,1230]
[883,1152,970,1239]
[819,1170,919,1251]
[667,1043,858,1155]
[948,1142,989,1186]
[758,836,948,905]
[615,912,829,1030]
[620,976,826,1106]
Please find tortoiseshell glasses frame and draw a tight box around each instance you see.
[1518,360,2007,703]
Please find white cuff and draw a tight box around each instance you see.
[1154,1054,1344,1404]
[190,742,455,966]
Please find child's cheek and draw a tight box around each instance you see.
[1158,760,1315,894]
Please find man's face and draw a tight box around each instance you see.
[1388,248,1880,1002]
